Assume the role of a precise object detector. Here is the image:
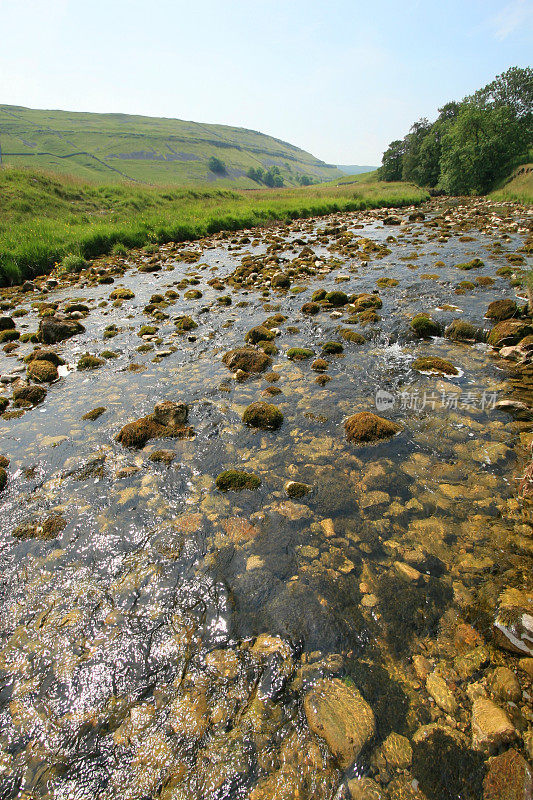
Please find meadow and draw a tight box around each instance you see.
[0,167,428,284]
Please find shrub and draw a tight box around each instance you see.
[208,157,226,174]
[61,253,87,273]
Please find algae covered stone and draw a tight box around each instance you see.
[116,401,193,448]
[445,319,484,342]
[486,299,518,321]
[242,401,283,431]
[487,319,533,349]
[412,356,458,376]
[27,359,59,383]
[38,315,84,344]
[303,678,375,768]
[345,412,401,444]
[410,313,441,339]
[287,347,314,361]
[215,470,261,491]
[222,347,272,374]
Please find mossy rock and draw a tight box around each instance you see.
[301,302,321,316]
[287,347,314,360]
[325,291,349,307]
[217,295,232,306]
[258,341,279,356]
[13,514,67,541]
[285,480,312,498]
[312,289,327,302]
[263,314,287,328]
[311,358,329,372]
[242,401,283,431]
[101,350,118,359]
[110,287,135,300]
[78,354,105,370]
[175,315,197,332]
[27,359,58,383]
[345,411,401,443]
[486,299,518,322]
[410,314,442,339]
[0,398,9,414]
[455,258,484,270]
[322,341,344,355]
[149,449,176,464]
[26,349,65,366]
[271,273,291,289]
[184,289,203,299]
[0,329,20,343]
[82,406,106,421]
[315,374,331,386]
[245,325,275,344]
[376,277,399,288]
[215,470,261,491]
[339,328,365,344]
[351,293,383,312]
[0,316,16,331]
[222,347,272,374]
[116,402,193,448]
[487,319,533,349]
[445,319,484,343]
[12,384,47,407]
[412,357,458,376]
[0,467,6,492]
[138,325,158,337]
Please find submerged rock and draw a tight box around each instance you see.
[445,319,484,343]
[215,470,261,491]
[493,589,533,656]
[471,697,516,753]
[303,678,375,768]
[12,384,47,407]
[483,748,532,800]
[345,412,401,444]
[82,406,106,421]
[410,313,442,339]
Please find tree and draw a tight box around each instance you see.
[439,103,528,194]
[379,139,405,181]
[402,118,432,183]
[470,66,533,121]
[208,156,226,174]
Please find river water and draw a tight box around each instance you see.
[0,198,531,799]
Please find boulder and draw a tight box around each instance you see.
[116,402,193,449]
[242,401,283,431]
[304,678,375,768]
[345,412,401,444]
[486,299,518,322]
[488,319,533,349]
[222,347,272,374]
[38,315,85,344]
[445,319,483,342]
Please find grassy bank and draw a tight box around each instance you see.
[490,164,533,204]
[0,167,428,284]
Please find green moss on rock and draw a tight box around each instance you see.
[215,470,261,491]
[345,411,401,443]
[242,401,283,431]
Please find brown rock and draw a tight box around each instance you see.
[483,748,532,800]
[471,698,516,753]
[345,412,401,444]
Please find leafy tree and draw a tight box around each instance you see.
[379,139,405,181]
[470,66,533,121]
[208,156,226,174]
[402,118,432,183]
[439,103,528,194]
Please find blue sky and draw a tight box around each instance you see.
[0,0,531,164]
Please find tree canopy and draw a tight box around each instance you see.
[379,66,533,194]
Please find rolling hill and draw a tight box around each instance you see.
[0,105,342,188]
[337,164,378,174]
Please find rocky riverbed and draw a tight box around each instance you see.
[0,198,532,799]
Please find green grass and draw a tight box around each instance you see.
[491,163,533,204]
[0,166,429,285]
[0,104,342,188]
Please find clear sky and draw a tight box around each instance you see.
[1,0,531,165]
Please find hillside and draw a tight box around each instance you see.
[0,105,342,188]
[337,164,378,174]
[491,163,533,204]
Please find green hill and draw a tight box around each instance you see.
[491,163,533,204]
[0,105,341,188]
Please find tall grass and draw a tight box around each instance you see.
[0,167,429,285]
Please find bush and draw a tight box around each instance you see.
[111,242,128,257]
[208,157,226,174]
[61,253,87,273]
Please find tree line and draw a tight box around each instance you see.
[379,66,532,194]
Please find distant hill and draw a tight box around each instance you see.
[0,105,342,188]
[337,164,378,174]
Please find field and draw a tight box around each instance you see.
[490,163,533,204]
[0,166,429,284]
[0,104,341,188]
